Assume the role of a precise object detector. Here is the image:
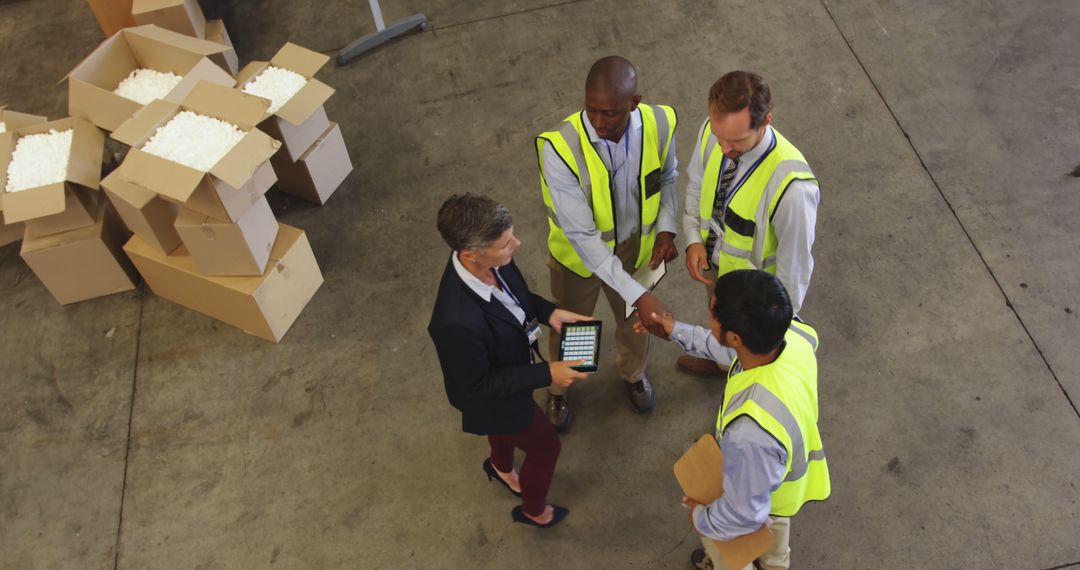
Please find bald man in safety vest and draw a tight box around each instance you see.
[636,269,830,569]
[536,56,679,431]
[680,71,821,377]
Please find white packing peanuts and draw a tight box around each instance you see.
[270,122,352,205]
[66,25,235,132]
[236,43,335,162]
[101,170,182,254]
[124,224,324,343]
[20,200,137,305]
[111,81,281,222]
[0,106,47,244]
[173,196,279,276]
[0,117,105,225]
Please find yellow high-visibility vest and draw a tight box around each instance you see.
[696,124,817,276]
[537,104,676,277]
[717,321,830,517]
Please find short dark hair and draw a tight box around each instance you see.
[708,71,773,129]
[436,193,513,252]
[711,270,792,354]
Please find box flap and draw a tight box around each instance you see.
[234,61,269,89]
[119,149,204,202]
[209,130,280,188]
[276,79,334,126]
[101,170,156,209]
[1,109,48,130]
[269,43,330,78]
[68,78,142,133]
[164,58,236,105]
[3,183,67,223]
[182,81,271,129]
[0,133,13,206]
[111,99,180,147]
[66,118,106,190]
[127,24,227,58]
[62,31,132,86]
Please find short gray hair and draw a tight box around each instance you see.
[436,193,513,252]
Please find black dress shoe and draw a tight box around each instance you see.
[511,505,569,528]
[545,392,572,432]
[482,459,521,497]
[626,376,655,413]
[690,547,713,569]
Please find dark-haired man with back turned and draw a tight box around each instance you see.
[536,56,679,431]
[680,71,821,378]
[636,269,830,569]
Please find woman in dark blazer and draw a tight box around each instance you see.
[428,194,591,528]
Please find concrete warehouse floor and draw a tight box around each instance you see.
[1,0,1079,568]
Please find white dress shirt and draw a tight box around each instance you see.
[452,253,525,325]
[682,121,819,314]
[541,107,679,304]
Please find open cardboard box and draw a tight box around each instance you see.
[131,0,206,39]
[0,117,105,225]
[675,434,776,570]
[112,80,281,221]
[101,169,182,254]
[173,196,279,276]
[124,223,324,343]
[0,106,47,242]
[236,43,336,163]
[66,25,235,133]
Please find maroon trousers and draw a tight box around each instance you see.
[487,402,561,516]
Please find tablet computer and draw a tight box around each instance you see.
[558,320,602,372]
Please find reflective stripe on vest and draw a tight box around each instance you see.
[716,320,830,517]
[696,125,817,277]
[537,104,677,278]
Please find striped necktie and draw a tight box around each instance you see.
[704,157,739,258]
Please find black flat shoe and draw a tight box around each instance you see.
[483,459,522,498]
[511,505,568,528]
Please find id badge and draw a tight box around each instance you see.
[525,318,542,344]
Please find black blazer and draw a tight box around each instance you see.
[428,257,556,435]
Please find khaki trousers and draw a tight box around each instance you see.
[547,238,648,395]
[700,517,791,570]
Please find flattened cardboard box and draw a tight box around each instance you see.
[112,81,281,218]
[235,43,336,162]
[204,19,238,76]
[23,187,101,238]
[271,122,352,205]
[173,196,279,276]
[0,106,47,242]
[66,25,234,132]
[101,169,181,254]
[86,0,136,37]
[124,224,323,343]
[21,200,137,305]
[131,0,205,38]
[0,117,105,224]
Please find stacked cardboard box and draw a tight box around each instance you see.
[237,43,353,205]
[131,0,206,38]
[66,25,236,133]
[0,106,48,247]
[105,81,323,342]
[86,0,136,37]
[1,118,137,304]
[204,19,239,76]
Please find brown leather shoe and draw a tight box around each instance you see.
[545,392,572,433]
[677,355,727,378]
[626,376,655,413]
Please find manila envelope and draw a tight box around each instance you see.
[674,434,775,570]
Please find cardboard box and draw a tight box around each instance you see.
[0,221,23,247]
[165,159,276,223]
[674,434,775,570]
[131,0,206,38]
[235,43,336,162]
[20,201,137,305]
[174,196,279,276]
[271,122,352,205]
[66,25,236,133]
[112,81,281,218]
[23,187,101,238]
[204,19,238,76]
[101,170,181,254]
[0,107,48,237]
[87,0,136,37]
[124,224,324,343]
[0,117,105,224]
